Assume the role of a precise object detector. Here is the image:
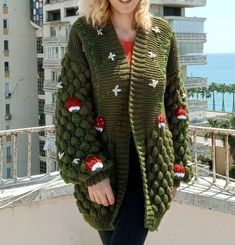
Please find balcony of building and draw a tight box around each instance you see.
[43,80,59,92]
[43,59,61,68]
[175,32,207,42]
[185,77,207,89]
[0,124,235,244]
[42,36,68,44]
[44,103,56,115]
[179,53,207,65]
[150,0,206,7]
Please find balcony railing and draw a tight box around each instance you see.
[0,125,235,194]
[175,32,207,42]
[43,80,59,91]
[179,54,207,65]
[44,104,56,114]
[44,0,70,4]
[150,0,206,7]
[185,77,208,89]
[188,99,208,111]
[43,59,62,68]
[42,36,68,44]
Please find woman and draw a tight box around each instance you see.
[55,0,194,244]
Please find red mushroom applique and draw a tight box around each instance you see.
[156,114,166,129]
[85,156,104,172]
[95,116,105,132]
[65,97,82,112]
[175,106,187,120]
[173,163,185,178]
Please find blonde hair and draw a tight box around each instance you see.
[78,0,152,31]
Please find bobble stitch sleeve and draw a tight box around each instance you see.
[164,30,194,187]
[55,21,112,187]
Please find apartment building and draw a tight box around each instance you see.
[150,0,207,121]
[41,0,78,172]
[0,0,39,179]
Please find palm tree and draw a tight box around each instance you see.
[217,83,228,112]
[228,84,235,113]
[208,82,218,111]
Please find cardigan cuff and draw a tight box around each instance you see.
[173,179,181,188]
[84,169,110,187]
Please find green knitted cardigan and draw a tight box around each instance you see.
[55,16,194,231]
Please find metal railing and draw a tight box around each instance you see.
[0,125,235,190]
[179,54,207,65]
[150,0,206,7]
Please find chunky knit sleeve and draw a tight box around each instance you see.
[55,23,112,186]
[164,31,194,187]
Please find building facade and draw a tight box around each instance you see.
[0,0,39,179]
[42,0,78,172]
[150,0,207,122]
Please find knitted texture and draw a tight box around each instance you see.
[55,16,194,231]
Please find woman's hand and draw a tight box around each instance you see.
[171,186,177,200]
[88,178,115,206]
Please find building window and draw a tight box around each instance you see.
[4,62,9,72]
[4,40,8,50]
[51,71,58,82]
[6,168,12,178]
[40,160,46,173]
[61,47,65,58]
[40,141,46,157]
[37,37,43,54]
[3,19,8,29]
[30,0,43,27]
[65,25,71,40]
[164,6,181,16]
[52,92,57,104]
[47,9,61,22]
[5,82,11,97]
[3,0,8,7]
[50,26,56,37]
[6,104,10,114]
[65,7,78,17]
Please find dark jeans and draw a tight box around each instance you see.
[98,131,149,245]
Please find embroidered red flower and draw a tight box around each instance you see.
[156,114,166,129]
[175,106,187,120]
[65,97,82,112]
[173,163,185,178]
[85,156,104,172]
[95,116,105,132]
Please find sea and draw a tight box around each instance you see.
[187,53,235,113]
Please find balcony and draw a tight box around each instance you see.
[42,36,68,44]
[44,0,70,4]
[43,59,61,68]
[175,32,207,42]
[185,77,207,89]
[179,54,207,65]
[188,99,208,111]
[43,80,58,92]
[0,124,235,244]
[44,104,56,115]
[150,0,206,7]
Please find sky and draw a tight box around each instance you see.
[186,0,235,54]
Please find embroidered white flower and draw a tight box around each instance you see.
[148,52,156,59]
[149,79,159,88]
[152,26,160,34]
[97,28,103,36]
[73,158,81,165]
[56,82,63,89]
[108,52,116,61]
[112,84,122,96]
[58,152,64,160]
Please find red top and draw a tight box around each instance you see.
[118,39,135,66]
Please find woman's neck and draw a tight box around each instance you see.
[110,12,136,41]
